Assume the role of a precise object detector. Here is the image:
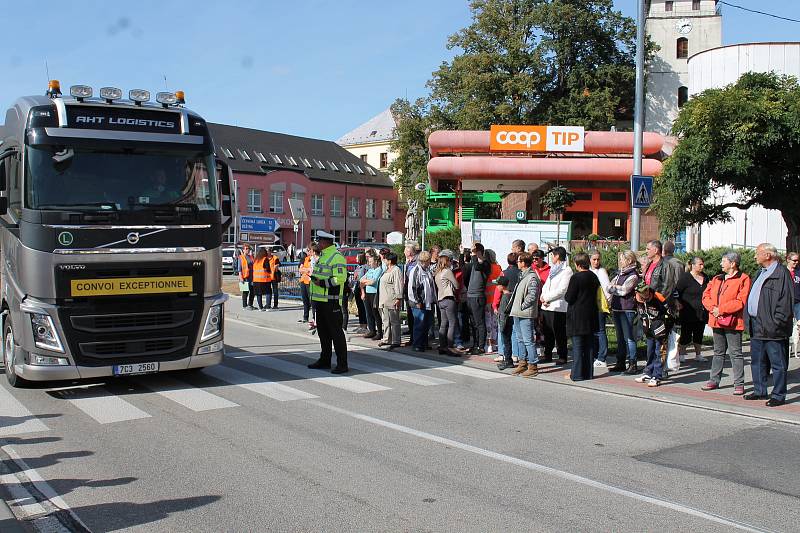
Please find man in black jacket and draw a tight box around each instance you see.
[463,242,490,354]
[744,243,794,407]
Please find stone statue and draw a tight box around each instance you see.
[405,199,420,243]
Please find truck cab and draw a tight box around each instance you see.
[0,82,233,386]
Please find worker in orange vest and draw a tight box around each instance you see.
[238,244,255,309]
[261,248,281,310]
[252,247,270,311]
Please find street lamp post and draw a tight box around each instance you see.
[630,0,647,251]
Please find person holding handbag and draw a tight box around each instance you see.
[676,257,709,362]
[700,251,751,394]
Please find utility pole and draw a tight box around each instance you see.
[630,0,647,251]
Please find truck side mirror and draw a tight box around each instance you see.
[0,148,18,192]
[215,158,234,233]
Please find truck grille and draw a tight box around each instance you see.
[79,337,188,358]
[70,311,194,333]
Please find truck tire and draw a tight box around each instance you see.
[4,317,28,388]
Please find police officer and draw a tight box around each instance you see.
[307,230,349,373]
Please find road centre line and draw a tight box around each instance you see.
[307,399,773,533]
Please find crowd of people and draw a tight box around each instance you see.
[237,236,799,407]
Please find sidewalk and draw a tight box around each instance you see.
[224,297,800,425]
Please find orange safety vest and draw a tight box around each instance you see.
[252,257,268,283]
[239,253,251,280]
[262,256,279,283]
[300,256,311,285]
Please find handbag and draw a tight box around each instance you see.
[274,269,282,283]
[596,286,610,315]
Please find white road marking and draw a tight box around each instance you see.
[281,351,453,387]
[307,399,771,533]
[203,365,317,401]
[0,385,50,436]
[361,349,507,380]
[64,390,151,424]
[230,354,391,394]
[137,375,239,412]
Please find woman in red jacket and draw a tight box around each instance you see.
[701,251,751,395]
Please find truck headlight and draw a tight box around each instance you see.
[201,304,222,342]
[29,313,65,353]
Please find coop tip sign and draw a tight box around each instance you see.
[490,125,585,153]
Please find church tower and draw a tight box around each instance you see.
[645,0,722,134]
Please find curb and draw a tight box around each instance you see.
[0,499,28,533]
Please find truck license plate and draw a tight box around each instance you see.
[113,362,160,376]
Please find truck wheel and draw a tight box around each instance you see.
[3,317,28,388]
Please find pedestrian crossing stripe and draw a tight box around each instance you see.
[0,353,504,432]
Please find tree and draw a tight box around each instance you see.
[540,185,576,244]
[389,0,649,199]
[653,72,800,251]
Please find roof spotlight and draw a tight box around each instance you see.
[156,91,177,107]
[70,85,93,102]
[100,87,123,103]
[128,89,150,105]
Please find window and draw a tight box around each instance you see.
[600,192,627,202]
[332,230,343,244]
[347,230,359,245]
[379,152,388,168]
[301,157,312,168]
[665,1,673,11]
[315,159,326,170]
[269,190,284,213]
[290,191,305,203]
[364,230,374,242]
[692,0,700,10]
[678,86,689,107]
[224,225,235,244]
[366,167,377,176]
[365,198,376,218]
[1,150,21,218]
[255,152,267,163]
[342,163,352,173]
[330,196,342,217]
[360,154,368,162]
[677,37,688,59]
[573,192,593,201]
[286,155,298,166]
[222,147,234,159]
[311,194,324,216]
[348,197,359,217]
[354,164,364,175]
[382,199,392,220]
[270,153,283,164]
[238,149,251,161]
[247,188,262,213]
[328,161,339,171]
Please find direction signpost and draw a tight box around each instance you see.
[239,216,280,233]
[287,198,308,249]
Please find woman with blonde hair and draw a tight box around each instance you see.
[607,250,641,374]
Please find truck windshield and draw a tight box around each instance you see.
[25,146,218,211]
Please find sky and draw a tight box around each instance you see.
[1,0,797,142]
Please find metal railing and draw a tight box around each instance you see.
[267,262,360,301]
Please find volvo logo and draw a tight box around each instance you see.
[57,232,74,246]
[58,264,86,270]
[126,232,140,245]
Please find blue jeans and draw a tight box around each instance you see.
[644,337,664,379]
[411,307,433,349]
[613,311,638,362]
[750,338,787,401]
[594,312,608,362]
[513,317,539,364]
[497,319,513,359]
[793,302,800,321]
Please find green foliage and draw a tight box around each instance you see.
[572,243,628,277]
[653,72,800,250]
[424,226,463,252]
[388,98,430,202]
[540,185,576,216]
[674,247,758,280]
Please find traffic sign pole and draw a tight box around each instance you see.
[631,0,646,251]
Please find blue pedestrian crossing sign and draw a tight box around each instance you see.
[631,175,654,209]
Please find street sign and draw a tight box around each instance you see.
[515,210,526,222]
[293,223,299,232]
[239,216,280,233]
[631,175,654,209]
[287,199,307,224]
[248,232,278,244]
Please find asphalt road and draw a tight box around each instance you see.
[0,316,798,532]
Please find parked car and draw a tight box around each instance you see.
[339,246,368,265]
[357,242,391,251]
[221,247,238,274]
[256,244,287,262]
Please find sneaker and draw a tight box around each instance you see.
[696,355,708,363]
[634,374,652,383]
[733,385,745,395]
[493,356,504,362]
[701,381,719,391]
[259,308,267,312]
[647,378,660,387]
[593,360,607,369]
